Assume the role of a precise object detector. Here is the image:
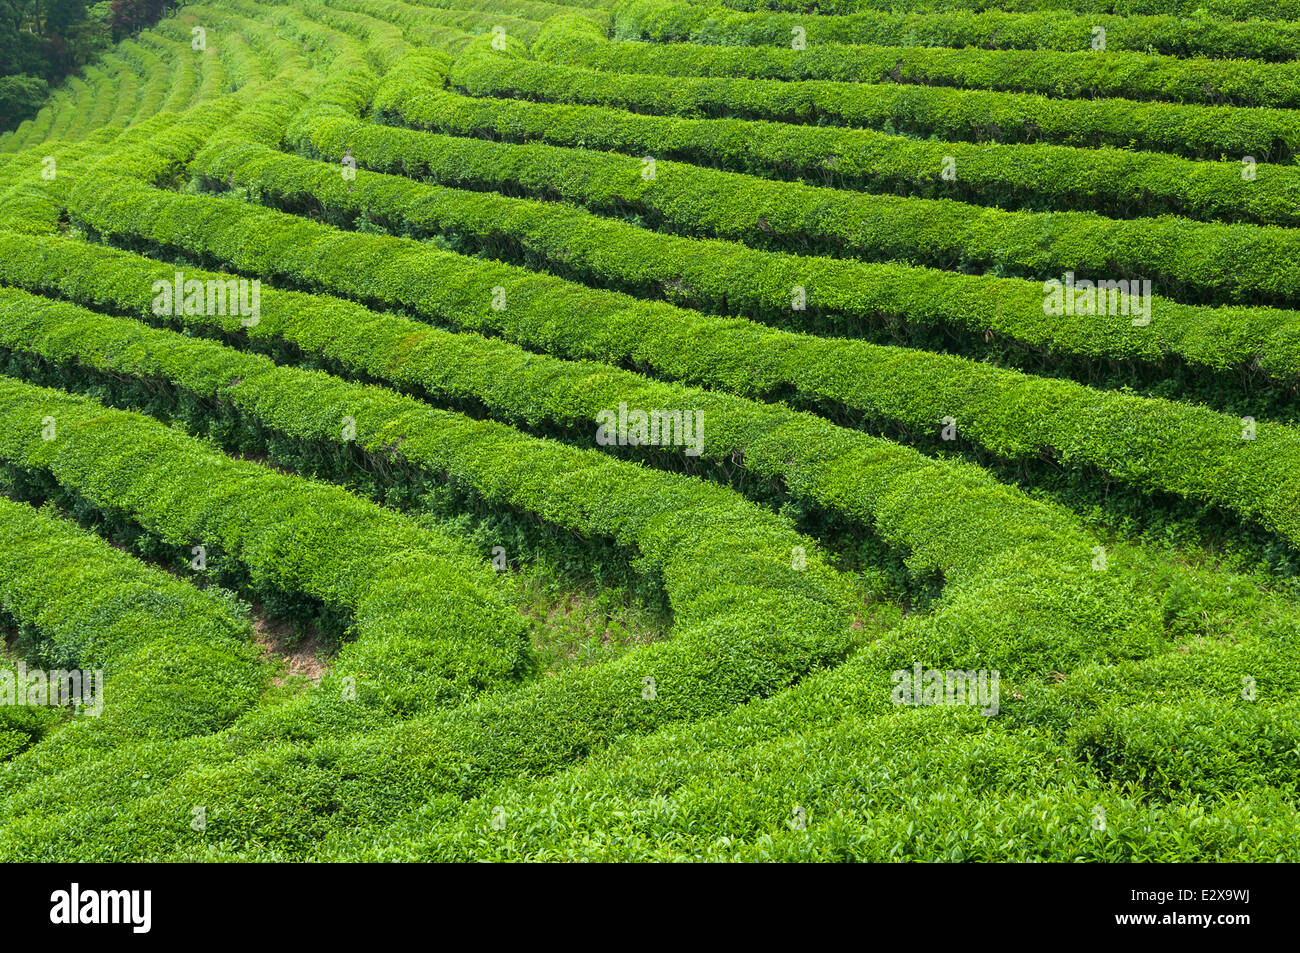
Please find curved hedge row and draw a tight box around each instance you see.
[144,33,203,114]
[40,79,85,145]
[382,54,1300,225]
[0,411,1281,859]
[0,282,865,699]
[451,46,1300,161]
[612,0,1300,61]
[279,98,1300,386]
[221,0,382,72]
[350,0,607,23]
[0,373,531,715]
[289,105,1300,307]
[13,424,1258,859]
[88,62,133,133]
[0,496,267,752]
[701,0,1300,21]
[0,129,129,234]
[187,138,1300,553]
[265,0,435,71]
[157,4,306,92]
[57,80,278,187]
[327,605,1300,860]
[116,41,170,128]
[0,297,894,859]
[7,553,1159,859]
[1,0,1293,858]
[160,0,380,104]
[534,18,1300,109]
[0,505,1196,860]
[0,229,1103,590]
[316,0,543,46]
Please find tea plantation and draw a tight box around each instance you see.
[0,0,1297,861]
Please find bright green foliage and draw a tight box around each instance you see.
[537,16,1300,109]
[384,53,1300,226]
[0,374,534,715]
[0,0,1296,862]
[453,37,1300,161]
[185,136,1300,551]
[0,496,267,757]
[614,0,1300,60]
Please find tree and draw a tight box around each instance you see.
[62,0,109,68]
[44,0,89,35]
[0,0,173,129]
[0,71,47,130]
[106,0,163,39]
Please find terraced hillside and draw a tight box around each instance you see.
[0,0,1297,861]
